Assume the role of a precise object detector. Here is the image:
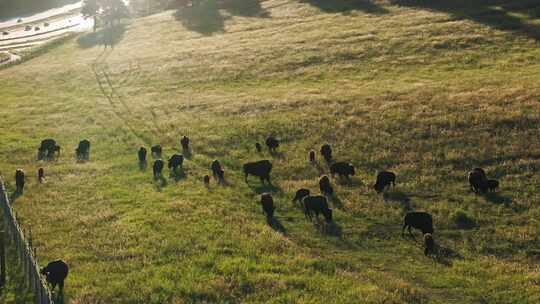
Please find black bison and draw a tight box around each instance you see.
[168,154,184,173]
[203,175,210,185]
[151,145,162,157]
[38,168,44,183]
[39,139,60,160]
[75,139,90,160]
[309,150,316,163]
[255,142,262,153]
[138,147,147,162]
[40,260,69,293]
[330,162,355,179]
[211,160,222,178]
[216,168,225,183]
[402,212,434,237]
[15,169,25,193]
[292,188,310,204]
[374,171,396,193]
[303,195,333,223]
[320,144,332,163]
[485,179,499,192]
[468,168,487,193]
[153,159,164,178]
[261,193,275,220]
[181,136,190,151]
[319,175,334,196]
[243,160,272,184]
[424,233,436,256]
[265,136,279,152]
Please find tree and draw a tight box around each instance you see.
[82,0,100,32]
[82,0,129,31]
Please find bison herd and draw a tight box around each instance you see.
[8,135,505,294]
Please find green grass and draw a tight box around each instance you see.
[0,0,539,303]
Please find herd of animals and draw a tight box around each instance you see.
[7,135,502,296]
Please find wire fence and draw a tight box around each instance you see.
[0,178,55,304]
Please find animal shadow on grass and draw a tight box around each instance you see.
[170,168,187,182]
[154,176,168,190]
[431,243,463,267]
[484,192,512,205]
[248,182,281,194]
[383,191,413,212]
[139,160,148,172]
[269,150,285,159]
[314,220,343,238]
[77,23,127,49]
[182,148,192,160]
[9,190,22,203]
[328,194,343,209]
[267,217,287,235]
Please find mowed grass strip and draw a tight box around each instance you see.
[0,0,539,303]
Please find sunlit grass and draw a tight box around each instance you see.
[0,0,539,303]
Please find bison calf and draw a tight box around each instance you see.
[319,175,334,196]
[255,142,262,153]
[374,171,396,193]
[153,159,164,178]
[15,169,25,193]
[320,144,332,163]
[424,233,436,256]
[303,195,333,223]
[203,175,210,185]
[181,136,190,151]
[138,147,147,163]
[75,139,90,160]
[468,167,487,193]
[265,136,279,152]
[309,150,316,163]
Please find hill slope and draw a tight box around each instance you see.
[0,0,539,303]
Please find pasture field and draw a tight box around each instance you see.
[0,0,539,303]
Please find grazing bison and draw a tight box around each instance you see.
[138,147,147,162]
[320,144,332,163]
[468,168,487,193]
[374,171,396,193]
[151,145,162,157]
[243,160,272,184]
[424,233,436,256]
[485,179,499,192]
[75,139,90,160]
[168,154,184,173]
[265,136,279,152]
[181,136,190,151]
[153,159,164,178]
[303,195,333,223]
[40,260,69,293]
[261,193,275,220]
[15,169,25,193]
[216,168,225,183]
[402,212,434,237]
[38,139,60,160]
[292,188,310,204]
[211,160,222,178]
[330,162,355,179]
[203,175,210,185]
[309,150,316,163]
[38,168,44,183]
[319,175,334,196]
[255,142,262,153]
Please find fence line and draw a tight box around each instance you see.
[0,178,54,304]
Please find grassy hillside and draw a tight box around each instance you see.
[0,0,539,303]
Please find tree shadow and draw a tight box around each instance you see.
[77,24,127,49]
[390,0,540,41]
[174,1,225,35]
[301,0,389,15]
[268,217,287,235]
[224,0,270,17]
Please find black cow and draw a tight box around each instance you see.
[75,139,90,160]
[468,168,487,193]
[168,154,184,173]
[319,175,333,196]
[138,147,147,162]
[424,233,436,256]
[255,142,262,153]
[181,136,190,151]
[39,139,60,160]
[261,193,275,220]
[38,168,44,183]
[303,195,333,223]
[320,144,332,163]
[151,145,162,157]
[374,171,396,193]
[402,212,434,237]
[292,188,310,204]
[309,150,316,163]
[153,159,164,178]
[330,162,355,179]
[15,169,25,193]
[40,260,69,293]
[265,136,279,152]
[243,160,272,184]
